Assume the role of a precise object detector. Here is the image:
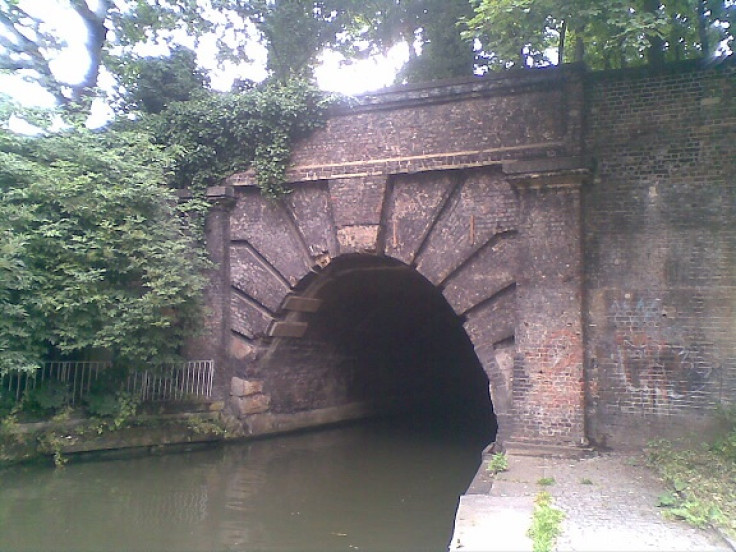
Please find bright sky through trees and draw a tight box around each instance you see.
[0,0,407,115]
[1,0,732,121]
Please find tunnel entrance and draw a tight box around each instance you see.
[259,256,497,447]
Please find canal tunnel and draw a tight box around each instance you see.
[258,256,498,446]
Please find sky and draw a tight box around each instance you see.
[0,0,409,128]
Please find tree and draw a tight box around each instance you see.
[215,0,371,83]
[0,0,218,108]
[114,47,211,114]
[465,0,735,70]
[0,121,209,375]
[379,0,477,83]
[2,0,485,112]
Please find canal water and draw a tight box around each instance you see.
[0,417,485,551]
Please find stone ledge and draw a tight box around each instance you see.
[244,402,374,437]
[501,441,595,459]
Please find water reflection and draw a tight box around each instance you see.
[0,418,482,551]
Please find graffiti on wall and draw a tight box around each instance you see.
[610,297,715,410]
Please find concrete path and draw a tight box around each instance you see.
[450,450,732,552]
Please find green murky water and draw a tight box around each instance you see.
[0,418,483,551]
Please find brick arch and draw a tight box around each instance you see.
[224,166,520,440]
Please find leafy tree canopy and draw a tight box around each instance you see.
[114,46,211,114]
[221,0,478,84]
[1,0,484,115]
[0,0,220,108]
[465,0,735,70]
[363,0,476,83]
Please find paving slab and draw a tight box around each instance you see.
[450,495,534,552]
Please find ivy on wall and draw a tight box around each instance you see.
[142,79,331,198]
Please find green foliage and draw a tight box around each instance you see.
[223,0,357,83]
[22,380,72,416]
[82,365,139,430]
[36,430,69,467]
[0,123,209,371]
[214,0,476,85]
[113,47,211,115]
[0,407,20,439]
[537,477,556,486]
[0,391,15,418]
[666,499,725,528]
[487,452,509,473]
[464,0,735,70]
[657,490,680,507]
[380,0,476,83]
[527,491,565,552]
[0,222,44,376]
[646,422,736,538]
[186,414,228,437]
[711,406,736,461]
[86,391,140,431]
[141,79,330,196]
[0,0,217,106]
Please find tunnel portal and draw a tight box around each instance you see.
[256,256,497,445]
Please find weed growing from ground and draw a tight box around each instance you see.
[487,452,509,474]
[537,477,556,486]
[527,491,565,552]
[646,407,736,538]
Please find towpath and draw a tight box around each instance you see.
[451,450,733,552]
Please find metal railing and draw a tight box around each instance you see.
[126,360,214,402]
[1,360,214,405]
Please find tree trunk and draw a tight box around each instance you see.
[70,0,109,102]
[697,0,710,56]
[574,35,584,63]
[643,0,665,67]
[558,20,567,64]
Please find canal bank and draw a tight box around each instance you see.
[0,398,388,468]
[451,449,733,552]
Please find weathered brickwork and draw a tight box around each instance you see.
[583,61,736,446]
[512,183,586,445]
[200,60,735,448]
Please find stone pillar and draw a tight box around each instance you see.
[184,186,234,399]
[503,158,590,448]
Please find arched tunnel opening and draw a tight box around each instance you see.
[260,255,498,448]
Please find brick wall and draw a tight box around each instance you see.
[204,60,735,448]
[583,61,736,446]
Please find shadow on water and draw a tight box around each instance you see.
[0,414,484,552]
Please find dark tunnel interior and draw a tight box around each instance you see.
[262,256,497,446]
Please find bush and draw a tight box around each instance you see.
[710,406,736,461]
[0,391,16,418]
[1,127,209,370]
[85,391,140,430]
[22,380,71,415]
